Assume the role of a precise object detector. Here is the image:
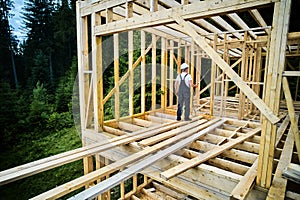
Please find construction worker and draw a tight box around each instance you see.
[175,63,198,121]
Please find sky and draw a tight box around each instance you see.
[10,0,26,42]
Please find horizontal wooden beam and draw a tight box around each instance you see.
[172,14,280,124]
[282,71,300,77]
[80,0,134,16]
[94,0,276,36]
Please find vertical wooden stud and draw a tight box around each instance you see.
[126,1,133,18]
[169,40,174,107]
[129,31,134,116]
[190,41,195,115]
[141,30,146,113]
[210,34,217,115]
[282,77,300,162]
[152,34,157,111]
[161,37,167,109]
[195,46,201,101]
[238,31,248,120]
[258,0,292,188]
[177,39,182,74]
[114,33,120,120]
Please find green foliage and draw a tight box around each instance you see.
[28,82,53,135]
[0,126,83,200]
[47,112,74,132]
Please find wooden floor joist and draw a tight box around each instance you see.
[32,118,221,199]
[68,119,225,200]
[230,115,291,200]
[266,118,297,199]
[160,127,261,180]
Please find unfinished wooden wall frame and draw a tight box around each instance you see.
[73,0,299,199]
[1,0,300,200]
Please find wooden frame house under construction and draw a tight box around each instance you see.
[1,0,300,199]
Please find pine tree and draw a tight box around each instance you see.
[22,0,55,91]
[0,0,18,88]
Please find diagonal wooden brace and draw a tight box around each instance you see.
[172,14,280,125]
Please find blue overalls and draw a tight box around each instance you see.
[177,74,190,121]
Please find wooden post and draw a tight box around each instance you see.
[257,0,292,188]
[141,30,146,113]
[177,39,182,74]
[128,31,134,116]
[114,33,120,120]
[195,46,201,102]
[238,31,248,120]
[152,34,157,111]
[282,77,300,162]
[161,37,167,109]
[210,34,217,116]
[169,40,174,107]
[190,41,195,114]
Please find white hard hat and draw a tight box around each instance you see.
[180,63,189,70]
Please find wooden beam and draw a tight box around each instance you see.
[258,0,292,187]
[282,77,300,162]
[129,31,134,116]
[139,117,206,146]
[69,119,224,199]
[230,115,290,200]
[160,127,261,180]
[282,163,300,184]
[161,37,167,109]
[282,71,300,77]
[266,120,296,200]
[172,14,279,124]
[152,34,157,110]
[114,33,120,120]
[0,120,185,185]
[94,0,277,36]
[141,30,146,113]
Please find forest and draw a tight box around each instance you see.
[0,0,84,199]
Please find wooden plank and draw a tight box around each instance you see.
[180,149,249,175]
[258,0,292,188]
[94,0,277,36]
[80,0,134,16]
[160,127,261,180]
[152,34,157,110]
[152,182,188,200]
[282,77,300,162]
[172,14,280,124]
[169,40,174,107]
[133,118,153,128]
[141,30,146,113]
[266,121,296,200]
[227,13,257,39]
[139,118,206,146]
[0,120,183,185]
[68,119,225,199]
[129,30,134,116]
[161,37,167,109]
[103,125,126,136]
[210,34,217,115]
[282,71,300,77]
[114,33,120,120]
[118,121,144,132]
[230,115,290,200]
[282,163,300,184]
[190,139,258,165]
